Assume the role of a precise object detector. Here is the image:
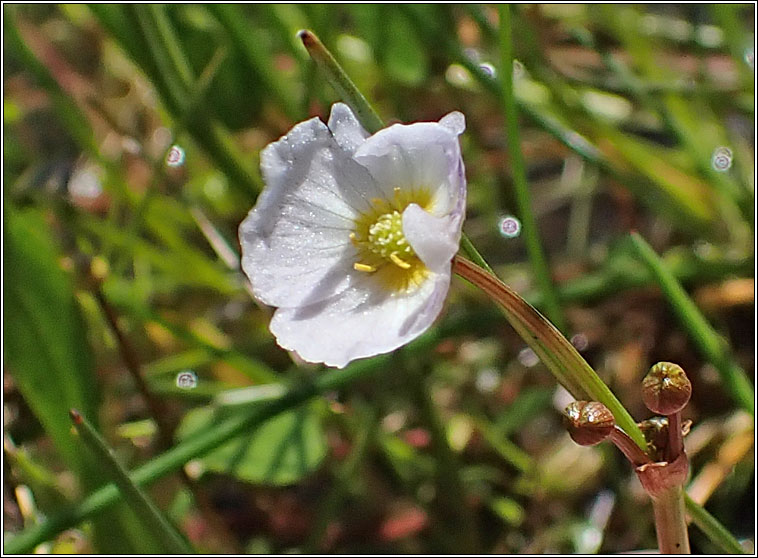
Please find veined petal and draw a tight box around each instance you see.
[240,113,379,308]
[269,266,452,368]
[353,113,466,216]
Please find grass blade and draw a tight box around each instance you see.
[498,5,565,331]
[685,494,748,554]
[207,4,300,119]
[453,255,647,451]
[69,410,194,554]
[2,329,443,554]
[628,232,754,414]
[298,29,385,134]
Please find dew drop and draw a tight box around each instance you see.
[475,368,500,393]
[711,146,732,172]
[464,47,481,62]
[512,59,525,80]
[166,145,185,167]
[176,370,198,389]
[570,333,588,351]
[498,215,521,238]
[479,62,497,78]
[68,166,102,199]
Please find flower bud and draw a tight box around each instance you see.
[563,401,615,446]
[638,416,669,462]
[642,362,692,415]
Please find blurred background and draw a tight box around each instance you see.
[3,4,754,554]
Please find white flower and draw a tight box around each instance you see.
[239,103,466,368]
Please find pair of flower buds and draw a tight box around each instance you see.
[564,362,692,497]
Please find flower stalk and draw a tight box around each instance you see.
[453,255,647,449]
[638,362,693,553]
[651,485,691,554]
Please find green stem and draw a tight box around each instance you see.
[459,233,495,275]
[651,486,691,554]
[685,494,747,554]
[208,4,300,120]
[629,232,754,415]
[298,29,384,134]
[498,5,565,332]
[454,255,647,451]
[131,5,188,111]
[69,410,194,554]
[474,417,534,474]
[147,4,195,87]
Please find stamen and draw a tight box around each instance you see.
[350,188,433,291]
[389,253,411,269]
[353,262,376,273]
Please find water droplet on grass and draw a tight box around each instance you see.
[498,215,521,238]
[176,370,197,389]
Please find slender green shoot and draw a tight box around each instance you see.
[453,255,647,451]
[628,232,754,415]
[304,404,378,552]
[69,410,194,554]
[298,29,385,134]
[147,4,196,87]
[208,4,300,119]
[498,5,565,332]
[459,233,495,275]
[685,494,748,554]
[409,362,479,553]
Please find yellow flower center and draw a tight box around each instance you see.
[351,187,432,292]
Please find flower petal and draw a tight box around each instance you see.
[240,114,380,308]
[269,267,452,368]
[402,203,462,272]
[352,113,466,216]
[327,102,370,154]
[439,111,466,135]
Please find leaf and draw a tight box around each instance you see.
[70,410,194,554]
[4,207,98,471]
[176,402,327,485]
[3,206,163,553]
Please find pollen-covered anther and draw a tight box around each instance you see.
[366,210,414,259]
[353,262,376,273]
[389,253,411,269]
[351,205,426,288]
